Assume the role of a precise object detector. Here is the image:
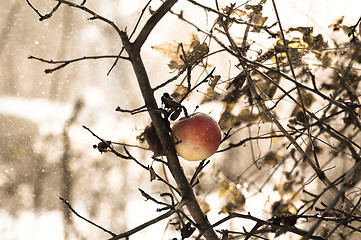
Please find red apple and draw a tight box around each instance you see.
[171,113,222,161]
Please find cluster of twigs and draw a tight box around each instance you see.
[26,0,361,239]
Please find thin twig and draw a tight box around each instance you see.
[108,202,185,240]
[59,197,116,237]
[26,0,61,21]
[83,125,180,194]
[107,0,153,75]
[302,160,361,239]
[210,212,324,240]
[28,55,129,73]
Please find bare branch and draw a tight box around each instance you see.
[108,201,187,240]
[133,0,178,49]
[107,0,153,75]
[28,55,129,73]
[26,0,61,21]
[59,197,116,237]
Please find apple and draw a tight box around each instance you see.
[171,113,222,161]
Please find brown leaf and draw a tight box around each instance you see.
[200,88,222,104]
[152,41,181,60]
[328,16,344,31]
[219,180,246,214]
[149,166,156,182]
[152,41,184,70]
[236,108,259,124]
[209,75,221,90]
[219,109,240,130]
[143,124,165,157]
[171,84,190,102]
[152,33,209,70]
[251,13,268,32]
[222,88,242,104]
[271,200,297,217]
[263,151,283,166]
[219,179,231,197]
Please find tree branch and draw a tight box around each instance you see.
[133,0,178,49]
[119,1,219,239]
[28,55,129,74]
[108,201,186,240]
[59,197,116,237]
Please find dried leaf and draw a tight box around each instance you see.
[171,84,191,102]
[219,180,231,197]
[328,16,344,31]
[209,75,221,90]
[223,6,246,18]
[347,163,361,189]
[259,109,278,123]
[152,34,209,70]
[321,51,335,68]
[236,108,259,124]
[143,124,165,157]
[251,13,268,32]
[341,25,352,36]
[301,92,315,108]
[222,88,242,104]
[219,109,241,130]
[271,200,297,217]
[288,26,313,35]
[263,151,283,166]
[219,182,246,214]
[200,88,222,104]
[152,41,181,61]
[149,166,156,182]
[185,42,209,67]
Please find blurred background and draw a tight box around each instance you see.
[1,0,361,239]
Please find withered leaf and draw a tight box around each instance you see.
[209,75,221,90]
[251,13,268,32]
[171,84,190,102]
[219,110,240,130]
[149,166,156,182]
[152,33,209,70]
[143,124,165,157]
[263,151,283,166]
[218,179,231,197]
[222,88,242,104]
[236,108,259,124]
[271,200,297,217]
[200,87,222,104]
[328,16,344,31]
[321,51,335,69]
[219,180,246,214]
[152,41,181,61]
